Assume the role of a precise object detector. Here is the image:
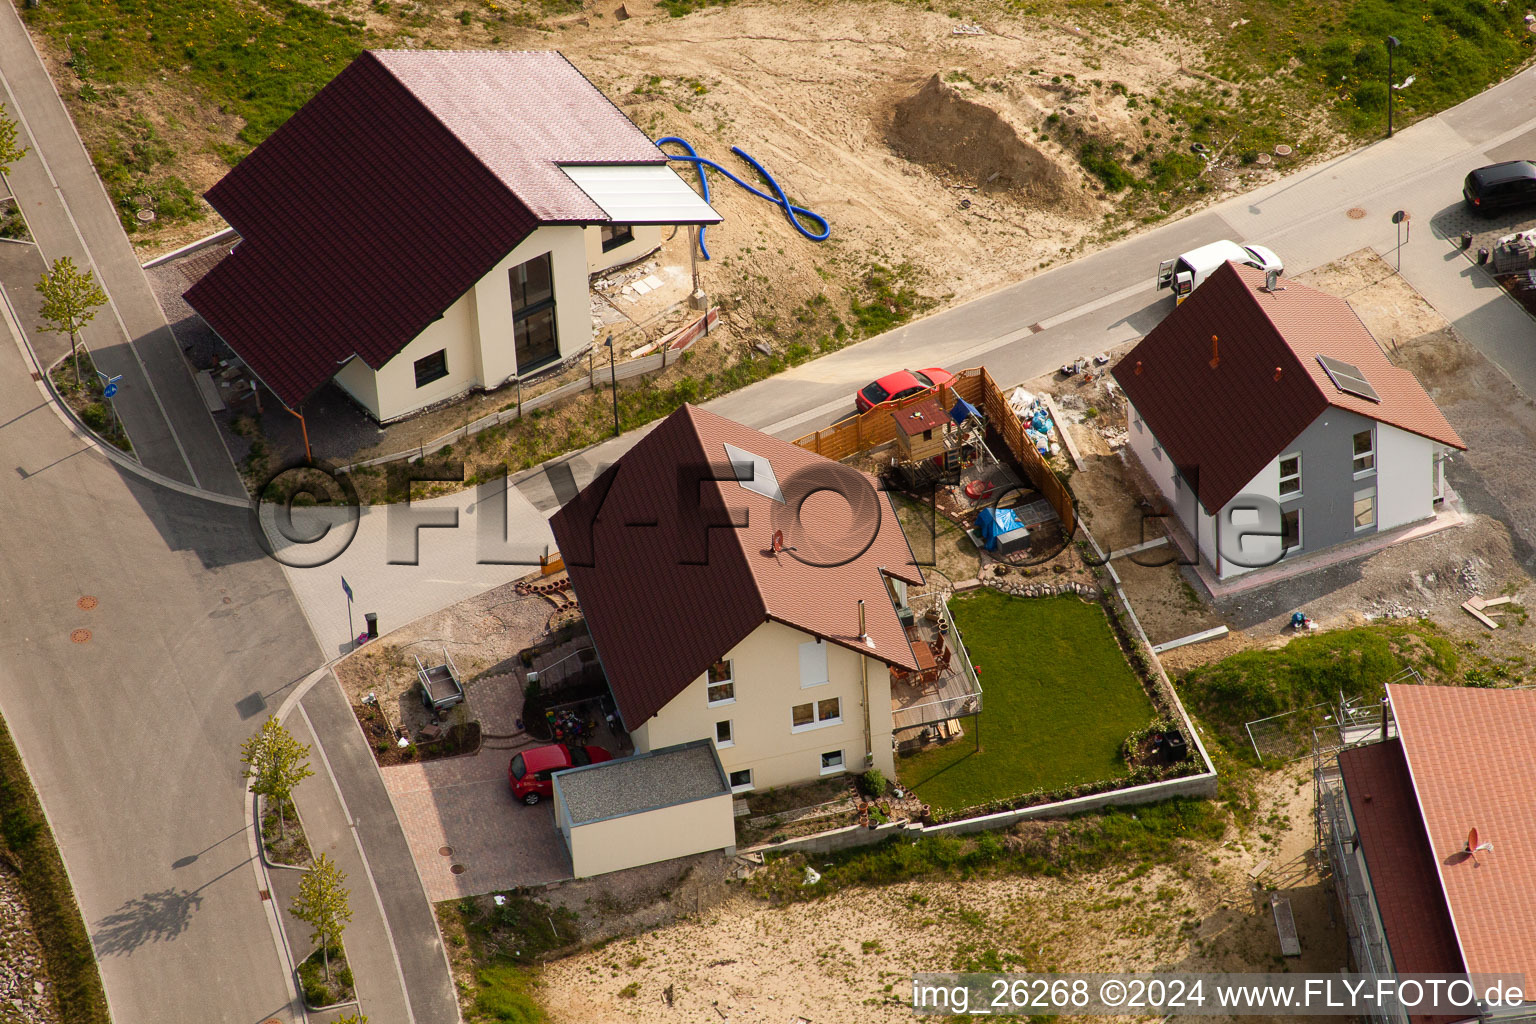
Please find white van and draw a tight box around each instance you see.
[1157,240,1282,304]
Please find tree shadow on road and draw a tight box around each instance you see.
[91,887,204,957]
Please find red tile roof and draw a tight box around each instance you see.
[1111,262,1465,512]
[1337,738,1465,1005]
[550,405,924,729]
[186,50,667,408]
[1390,684,1536,998]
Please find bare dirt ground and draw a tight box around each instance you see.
[538,763,1338,1024]
[332,569,574,740]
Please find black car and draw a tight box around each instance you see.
[1463,160,1536,216]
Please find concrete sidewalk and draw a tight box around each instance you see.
[301,675,461,1024]
[286,708,414,1024]
[0,1,245,497]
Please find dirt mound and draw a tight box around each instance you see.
[888,74,1083,210]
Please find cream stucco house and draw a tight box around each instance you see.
[550,405,925,795]
[186,50,718,424]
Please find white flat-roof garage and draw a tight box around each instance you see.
[552,740,736,878]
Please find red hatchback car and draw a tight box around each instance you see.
[508,743,613,805]
[855,367,955,413]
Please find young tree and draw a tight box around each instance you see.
[0,104,27,176]
[291,852,352,983]
[35,256,106,387]
[239,715,315,836]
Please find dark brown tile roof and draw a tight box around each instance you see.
[550,405,924,729]
[1390,683,1536,998]
[185,50,664,408]
[1111,262,1465,512]
[1338,737,1465,1009]
[891,398,946,437]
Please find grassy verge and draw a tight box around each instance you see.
[0,713,111,1024]
[749,796,1226,903]
[48,350,133,453]
[437,890,581,1023]
[897,592,1155,812]
[1177,620,1460,762]
[298,943,355,1009]
[260,795,311,867]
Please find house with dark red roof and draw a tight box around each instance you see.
[1320,684,1536,1022]
[1111,262,1465,582]
[549,404,940,793]
[185,50,720,423]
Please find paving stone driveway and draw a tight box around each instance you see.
[382,743,573,902]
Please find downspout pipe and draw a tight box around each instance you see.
[858,599,873,769]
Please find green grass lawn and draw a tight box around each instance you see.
[897,591,1155,813]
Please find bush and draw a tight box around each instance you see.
[80,404,109,432]
[860,769,887,798]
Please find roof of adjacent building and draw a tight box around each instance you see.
[1337,737,1465,992]
[185,50,705,409]
[891,398,946,437]
[549,404,924,729]
[1389,683,1536,997]
[1111,262,1466,512]
[554,740,728,825]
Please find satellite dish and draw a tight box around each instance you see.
[1466,828,1495,863]
[1467,827,1479,851]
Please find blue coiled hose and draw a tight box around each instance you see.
[656,136,830,259]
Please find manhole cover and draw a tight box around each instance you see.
[1255,152,1272,166]
[77,595,98,611]
[70,629,91,644]
[450,863,466,875]
[1274,144,1293,158]
[1347,207,1367,220]
[135,209,156,223]
[439,846,453,857]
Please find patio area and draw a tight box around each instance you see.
[889,590,982,740]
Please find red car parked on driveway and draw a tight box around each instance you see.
[855,367,955,413]
[508,743,612,805]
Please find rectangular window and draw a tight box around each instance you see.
[600,224,634,252]
[1354,488,1376,530]
[1353,429,1375,474]
[728,768,753,793]
[706,660,734,705]
[715,720,733,748]
[509,253,559,372]
[1173,473,1183,493]
[1152,437,1162,461]
[1132,407,1143,433]
[791,697,842,732]
[1278,454,1301,497]
[1282,509,1301,552]
[413,349,448,388]
[799,640,829,687]
[819,750,845,775]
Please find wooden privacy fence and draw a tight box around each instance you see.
[791,366,1075,534]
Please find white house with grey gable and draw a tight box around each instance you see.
[1112,262,1466,581]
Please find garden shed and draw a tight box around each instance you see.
[551,739,736,878]
[891,397,948,462]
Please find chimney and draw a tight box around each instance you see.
[858,599,870,645]
[1134,360,1143,376]
[1274,366,1283,382]
[1265,268,1284,293]
[1209,335,1220,370]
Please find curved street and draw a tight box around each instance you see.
[1,3,1536,1020]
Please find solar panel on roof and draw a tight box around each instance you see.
[1316,354,1381,403]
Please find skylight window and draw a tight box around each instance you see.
[723,442,784,503]
[1316,355,1381,403]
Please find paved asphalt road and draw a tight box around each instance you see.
[4,27,1536,1024]
[0,0,247,497]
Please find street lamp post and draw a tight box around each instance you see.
[1386,36,1401,138]
[603,334,619,437]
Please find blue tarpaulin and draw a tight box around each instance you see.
[949,398,980,425]
[975,507,1026,551]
